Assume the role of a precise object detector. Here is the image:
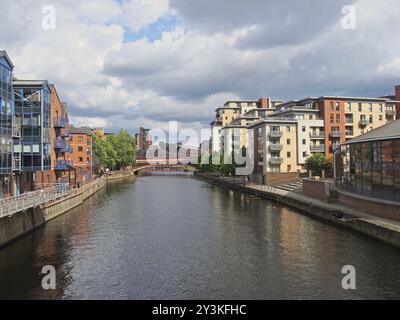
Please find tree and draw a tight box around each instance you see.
[305,153,326,176]
[107,130,136,169]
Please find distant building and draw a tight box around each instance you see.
[69,127,93,184]
[135,127,152,160]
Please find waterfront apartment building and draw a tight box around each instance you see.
[69,127,93,185]
[51,84,74,185]
[0,51,15,198]
[210,97,282,153]
[13,79,52,192]
[272,96,398,158]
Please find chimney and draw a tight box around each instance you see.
[259,97,270,109]
[396,85,400,117]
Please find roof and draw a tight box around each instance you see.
[13,79,51,91]
[344,119,400,144]
[0,50,14,68]
[69,126,93,136]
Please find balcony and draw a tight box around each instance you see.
[269,144,283,151]
[310,145,325,152]
[60,129,71,138]
[269,131,282,138]
[54,160,74,171]
[345,118,353,124]
[54,139,72,153]
[54,117,69,128]
[386,109,396,116]
[12,125,21,138]
[330,131,341,138]
[269,157,283,164]
[309,132,325,139]
[359,118,369,126]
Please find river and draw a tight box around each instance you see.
[0,174,399,299]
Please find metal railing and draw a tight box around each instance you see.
[269,131,283,138]
[269,144,283,151]
[54,117,69,128]
[12,156,21,171]
[0,184,70,219]
[330,131,341,138]
[359,119,369,126]
[386,109,396,116]
[309,132,325,139]
[54,160,74,170]
[310,145,325,152]
[269,157,283,164]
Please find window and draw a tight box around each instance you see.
[330,102,334,111]
[358,103,362,112]
[369,115,373,123]
[302,126,306,132]
[330,115,334,123]
[286,126,291,132]
[379,115,383,121]
[287,165,291,172]
[336,114,340,123]
[79,157,83,162]
[336,102,340,111]
[346,102,352,112]
[287,138,291,145]
[303,139,306,145]
[303,152,307,157]
[78,136,83,142]
[369,103,373,112]
[287,152,291,158]
[78,146,83,152]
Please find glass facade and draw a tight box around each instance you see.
[335,139,400,202]
[14,83,51,172]
[0,54,14,197]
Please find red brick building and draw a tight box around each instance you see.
[69,127,93,185]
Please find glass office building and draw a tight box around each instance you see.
[13,80,51,188]
[335,119,400,202]
[0,51,14,198]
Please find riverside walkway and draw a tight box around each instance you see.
[195,173,400,247]
[0,184,70,219]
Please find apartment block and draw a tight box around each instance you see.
[250,119,301,184]
[69,127,93,185]
[13,79,53,192]
[51,84,74,185]
[210,97,281,153]
[135,127,152,160]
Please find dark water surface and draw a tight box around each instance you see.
[0,175,399,299]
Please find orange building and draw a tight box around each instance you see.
[69,127,93,185]
[50,84,74,185]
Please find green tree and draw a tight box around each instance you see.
[107,130,136,169]
[305,153,326,176]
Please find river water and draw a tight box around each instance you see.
[0,174,399,299]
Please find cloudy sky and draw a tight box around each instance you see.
[1,0,400,133]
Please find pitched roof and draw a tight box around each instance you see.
[69,126,92,135]
[344,119,400,144]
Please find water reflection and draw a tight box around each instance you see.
[0,175,399,299]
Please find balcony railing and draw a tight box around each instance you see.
[345,118,353,124]
[269,144,283,151]
[386,109,396,116]
[359,119,369,126]
[310,145,325,152]
[54,160,74,171]
[269,131,282,138]
[330,131,341,138]
[54,139,72,153]
[269,157,283,164]
[12,125,21,138]
[54,117,69,128]
[309,132,325,139]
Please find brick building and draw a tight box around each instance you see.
[69,127,93,185]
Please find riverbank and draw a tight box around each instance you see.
[0,170,142,249]
[195,172,400,249]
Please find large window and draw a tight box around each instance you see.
[338,139,400,202]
